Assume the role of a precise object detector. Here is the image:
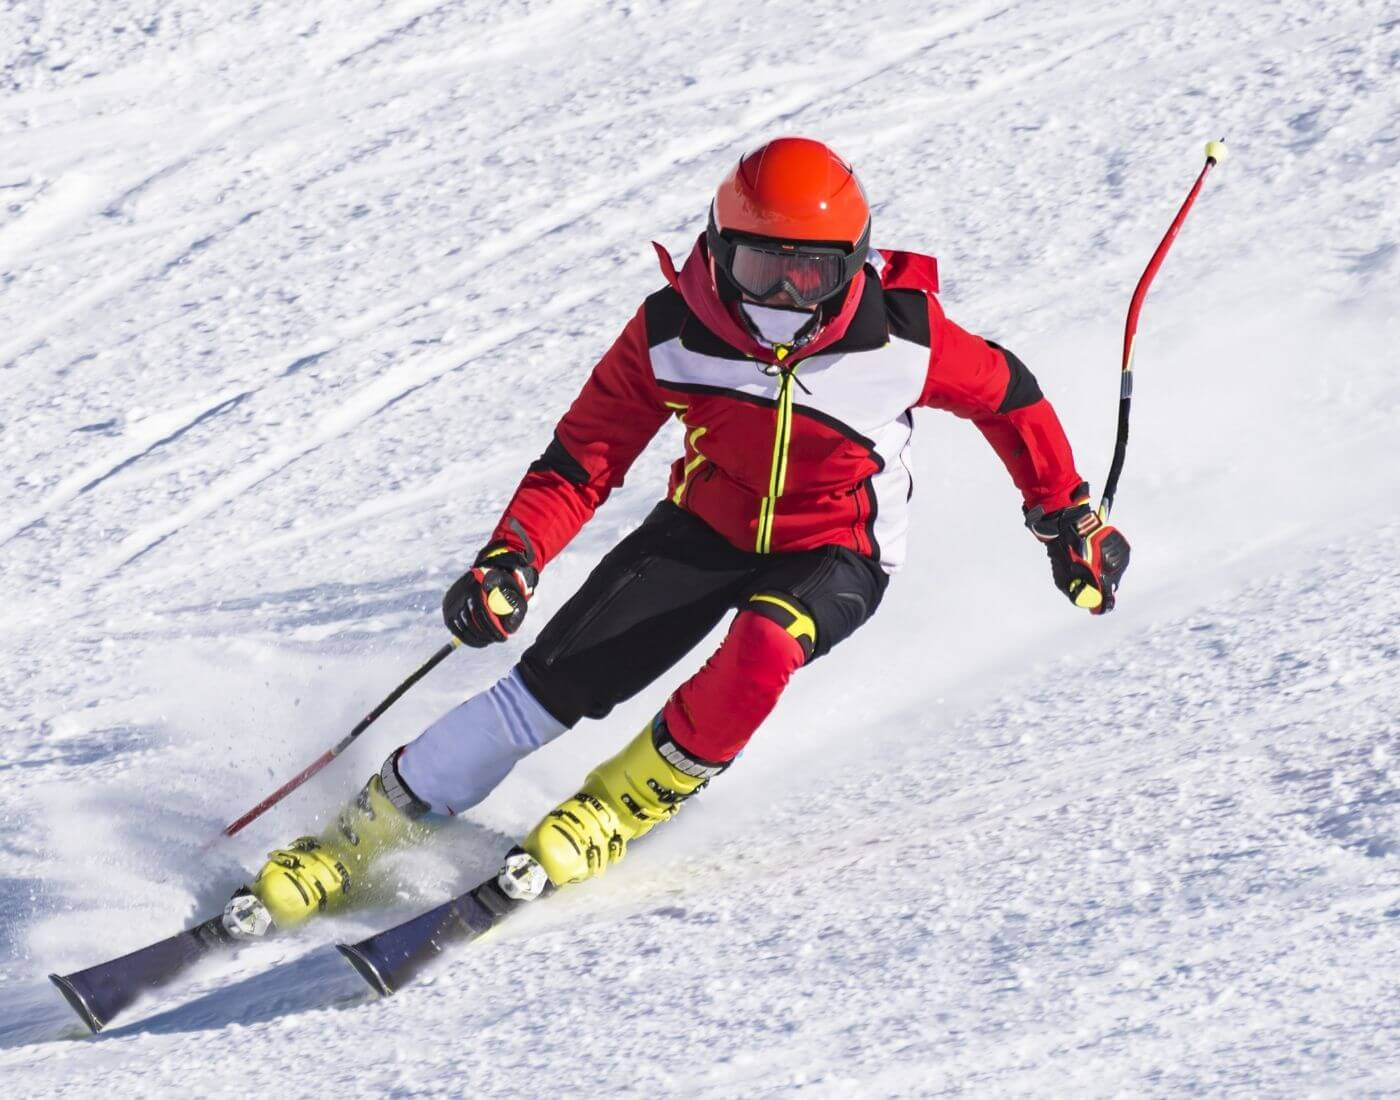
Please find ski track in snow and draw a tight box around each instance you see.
[1,0,1398,1095]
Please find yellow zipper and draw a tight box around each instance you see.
[756,345,796,553]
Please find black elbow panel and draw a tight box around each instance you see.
[528,433,590,487]
[988,341,1044,413]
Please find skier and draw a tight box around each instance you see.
[246,136,1129,925]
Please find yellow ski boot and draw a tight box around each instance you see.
[248,756,431,929]
[522,718,724,887]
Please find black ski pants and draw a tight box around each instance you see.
[517,501,888,728]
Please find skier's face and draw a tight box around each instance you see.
[739,299,818,348]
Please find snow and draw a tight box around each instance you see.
[2,0,1398,1094]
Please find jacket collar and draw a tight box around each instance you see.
[654,235,887,365]
[817,268,891,354]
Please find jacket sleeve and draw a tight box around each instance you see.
[488,304,670,569]
[917,307,1084,514]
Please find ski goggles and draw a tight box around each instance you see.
[708,214,870,307]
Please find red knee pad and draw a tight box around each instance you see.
[662,610,805,763]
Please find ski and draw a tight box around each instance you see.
[52,851,547,1030]
[337,849,548,995]
[49,890,270,1034]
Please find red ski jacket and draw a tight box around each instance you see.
[489,235,1083,574]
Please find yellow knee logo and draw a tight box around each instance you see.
[747,593,817,659]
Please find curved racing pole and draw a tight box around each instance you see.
[1098,139,1228,524]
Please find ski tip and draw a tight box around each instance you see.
[49,972,105,1034]
[336,943,393,996]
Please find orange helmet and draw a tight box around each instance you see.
[708,137,871,306]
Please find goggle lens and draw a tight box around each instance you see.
[728,244,846,306]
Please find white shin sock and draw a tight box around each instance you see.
[394,666,567,816]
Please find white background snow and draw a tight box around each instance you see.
[1,0,1398,1095]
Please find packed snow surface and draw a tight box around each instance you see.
[2,1,1398,1095]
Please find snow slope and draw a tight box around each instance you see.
[2,0,1397,1094]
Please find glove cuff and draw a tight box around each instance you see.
[1024,481,1092,541]
[474,542,539,596]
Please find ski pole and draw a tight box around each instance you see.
[1098,139,1227,523]
[219,637,462,838]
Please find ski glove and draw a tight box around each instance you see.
[1025,487,1130,615]
[442,542,539,647]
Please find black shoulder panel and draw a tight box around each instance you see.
[987,341,1044,413]
[643,287,687,348]
[680,314,752,361]
[644,284,750,361]
[885,289,931,348]
[528,432,590,487]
